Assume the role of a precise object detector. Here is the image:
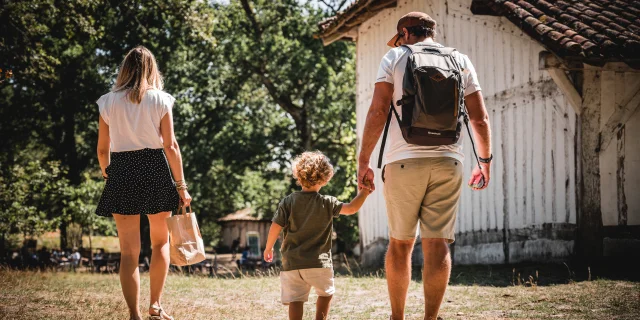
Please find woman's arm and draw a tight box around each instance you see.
[263,222,282,262]
[97,116,110,178]
[340,188,371,215]
[159,112,192,207]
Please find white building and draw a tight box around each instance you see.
[319,0,640,265]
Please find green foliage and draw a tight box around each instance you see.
[0,159,68,238]
[1,0,359,252]
[63,175,117,237]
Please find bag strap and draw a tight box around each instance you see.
[447,51,483,169]
[176,204,192,215]
[377,102,401,169]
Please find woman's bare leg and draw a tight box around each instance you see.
[113,214,142,320]
[147,211,172,318]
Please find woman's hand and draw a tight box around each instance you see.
[178,189,192,207]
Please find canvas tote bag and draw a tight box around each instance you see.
[166,205,206,266]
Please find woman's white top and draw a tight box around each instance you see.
[97,89,175,152]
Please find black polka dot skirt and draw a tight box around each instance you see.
[95,148,180,217]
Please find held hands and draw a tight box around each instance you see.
[357,161,375,192]
[468,164,491,191]
[264,248,274,263]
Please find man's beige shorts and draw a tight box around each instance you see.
[280,268,335,305]
[383,157,463,243]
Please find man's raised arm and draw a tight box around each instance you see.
[357,82,394,191]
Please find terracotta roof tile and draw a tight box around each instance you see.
[476,0,639,66]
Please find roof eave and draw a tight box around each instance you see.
[318,0,397,46]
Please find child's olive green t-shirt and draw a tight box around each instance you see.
[272,191,343,271]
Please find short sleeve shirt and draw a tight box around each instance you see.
[272,191,343,271]
[97,89,175,152]
[375,41,482,164]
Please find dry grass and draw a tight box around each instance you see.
[0,269,638,320]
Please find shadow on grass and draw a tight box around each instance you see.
[338,257,640,287]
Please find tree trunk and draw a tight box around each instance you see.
[1,233,5,261]
[294,108,312,152]
[577,69,603,260]
[60,222,68,250]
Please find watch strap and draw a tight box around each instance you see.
[479,154,493,163]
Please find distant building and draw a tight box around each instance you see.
[217,208,271,252]
[319,0,640,265]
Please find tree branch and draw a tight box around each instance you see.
[240,0,262,39]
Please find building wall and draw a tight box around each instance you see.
[220,221,271,250]
[597,66,640,255]
[354,0,578,264]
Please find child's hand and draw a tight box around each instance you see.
[263,248,274,263]
[359,177,374,194]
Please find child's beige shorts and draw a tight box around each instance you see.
[280,268,335,305]
[383,157,463,243]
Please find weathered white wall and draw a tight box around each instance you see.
[354,0,578,264]
[220,221,271,249]
[598,68,640,227]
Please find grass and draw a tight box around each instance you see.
[0,267,638,319]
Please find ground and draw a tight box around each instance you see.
[0,267,638,320]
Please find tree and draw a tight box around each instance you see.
[1,0,360,253]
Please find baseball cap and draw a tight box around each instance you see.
[386,12,437,47]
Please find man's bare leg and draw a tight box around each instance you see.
[315,295,332,320]
[421,238,451,320]
[288,301,304,320]
[386,237,415,320]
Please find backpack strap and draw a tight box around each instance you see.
[377,102,401,169]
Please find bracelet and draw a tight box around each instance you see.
[175,179,188,191]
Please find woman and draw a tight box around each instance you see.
[95,46,191,320]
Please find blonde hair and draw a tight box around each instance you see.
[113,46,163,104]
[292,151,334,189]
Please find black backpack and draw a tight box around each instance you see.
[377,43,481,169]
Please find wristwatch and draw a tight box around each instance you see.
[479,154,493,163]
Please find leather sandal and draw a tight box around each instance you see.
[149,305,174,320]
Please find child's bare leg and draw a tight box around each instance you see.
[315,295,333,320]
[289,302,304,320]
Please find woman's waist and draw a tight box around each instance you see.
[110,148,165,160]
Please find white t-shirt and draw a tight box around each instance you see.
[376,40,481,164]
[97,89,175,152]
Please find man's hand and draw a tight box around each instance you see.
[263,248,274,263]
[468,163,491,190]
[358,161,375,191]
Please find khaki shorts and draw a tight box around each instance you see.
[383,157,462,243]
[280,268,335,305]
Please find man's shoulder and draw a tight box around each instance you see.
[383,46,411,62]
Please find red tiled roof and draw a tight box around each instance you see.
[472,0,640,67]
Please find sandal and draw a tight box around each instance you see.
[149,305,174,320]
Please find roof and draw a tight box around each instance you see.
[317,0,397,45]
[471,0,640,67]
[319,0,640,67]
[217,208,270,222]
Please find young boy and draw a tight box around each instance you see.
[264,151,371,320]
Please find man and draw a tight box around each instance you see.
[357,12,492,320]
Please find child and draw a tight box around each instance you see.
[264,151,371,320]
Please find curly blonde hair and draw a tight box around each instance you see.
[292,151,334,189]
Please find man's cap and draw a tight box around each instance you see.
[386,12,437,48]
